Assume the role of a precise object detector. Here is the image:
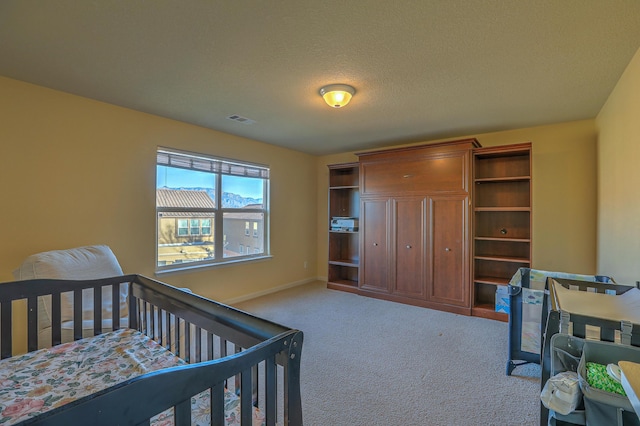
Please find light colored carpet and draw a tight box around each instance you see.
[235,281,541,426]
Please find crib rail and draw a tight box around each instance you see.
[0,274,304,425]
[0,274,136,356]
[23,329,302,426]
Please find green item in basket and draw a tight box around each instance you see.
[586,362,627,396]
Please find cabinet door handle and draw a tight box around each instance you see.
[373,243,378,246]
[445,247,451,252]
[406,245,412,249]
[402,174,413,178]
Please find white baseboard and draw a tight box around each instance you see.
[224,276,319,304]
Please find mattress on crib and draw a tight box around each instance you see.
[0,328,265,426]
[552,280,640,323]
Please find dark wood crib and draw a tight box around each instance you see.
[0,274,303,425]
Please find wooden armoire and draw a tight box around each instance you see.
[327,139,532,320]
[355,139,480,315]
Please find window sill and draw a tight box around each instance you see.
[155,255,273,276]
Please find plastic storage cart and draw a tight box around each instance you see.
[541,277,640,426]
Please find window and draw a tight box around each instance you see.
[156,148,269,271]
[201,219,211,236]
[177,219,189,236]
[176,219,211,237]
[190,219,200,235]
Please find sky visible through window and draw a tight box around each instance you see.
[157,166,263,198]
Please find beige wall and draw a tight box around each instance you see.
[0,73,608,301]
[0,76,317,302]
[596,47,640,284]
[316,119,599,278]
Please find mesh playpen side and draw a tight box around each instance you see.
[507,268,615,376]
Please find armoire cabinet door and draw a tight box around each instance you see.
[393,197,426,299]
[428,195,469,307]
[360,199,390,293]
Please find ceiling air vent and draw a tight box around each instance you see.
[226,114,256,125]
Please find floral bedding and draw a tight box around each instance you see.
[0,328,265,425]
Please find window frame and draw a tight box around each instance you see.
[156,147,270,273]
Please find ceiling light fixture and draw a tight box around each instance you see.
[319,84,356,108]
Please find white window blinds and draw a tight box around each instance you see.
[157,149,269,179]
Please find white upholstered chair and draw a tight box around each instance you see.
[12,245,129,348]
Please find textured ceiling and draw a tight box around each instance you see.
[1,1,640,155]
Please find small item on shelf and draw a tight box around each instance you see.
[330,217,358,231]
[495,285,510,314]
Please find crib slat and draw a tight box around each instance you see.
[1,302,12,359]
[174,399,190,425]
[51,292,62,346]
[220,338,227,358]
[252,363,259,410]
[27,297,37,352]
[235,345,242,393]
[149,304,155,340]
[207,332,214,361]
[166,311,172,351]
[112,283,120,330]
[184,321,191,363]
[283,360,290,425]
[265,355,277,426]
[138,301,144,334]
[93,286,102,336]
[157,307,162,342]
[74,289,82,341]
[195,326,202,363]
[135,299,141,331]
[142,301,149,336]
[211,384,225,426]
[128,291,138,331]
[175,318,181,357]
[241,367,252,424]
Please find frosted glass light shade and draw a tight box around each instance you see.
[319,84,355,108]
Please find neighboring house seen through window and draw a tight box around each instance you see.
[156,148,269,271]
